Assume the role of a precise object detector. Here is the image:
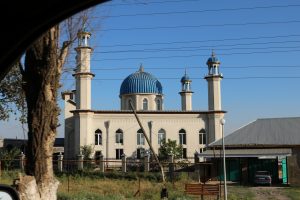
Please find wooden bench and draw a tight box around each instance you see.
[185,183,220,200]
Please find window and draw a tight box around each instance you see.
[143,98,148,110]
[137,148,145,159]
[199,147,206,153]
[128,99,133,109]
[116,149,124,160]
[95,151,102,159]
[182,148,187,159]
[95,129,102,145]
[199,129,206,145]
[137,129,145,145]
[156,99,161,110]
[179,129,186,145]
[115,129,124,145]
[158,129,166,145]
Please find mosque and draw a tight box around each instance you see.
[62,30,226,161]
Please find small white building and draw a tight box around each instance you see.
[62,30,226,161]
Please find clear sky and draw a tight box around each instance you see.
[1,0,300,139]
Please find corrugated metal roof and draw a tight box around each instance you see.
[211,117,300,146]
[199,148,292,158]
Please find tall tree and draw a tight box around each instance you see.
[18,25,68,200]
[18,12,91,199]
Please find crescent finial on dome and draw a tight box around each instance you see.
[139,63,144,72]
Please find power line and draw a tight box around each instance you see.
[63,65,300,71]
[103,0,201,7]
[87,65,300,71]
[94,34,300,48]
[62,76,300,81]
[95,4,300,18]
[81,42,300,54]
[99,19,300,32]
[88,49,300,61]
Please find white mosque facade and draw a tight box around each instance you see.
[62,30,226,161]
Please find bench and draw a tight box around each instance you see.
[185,183,220,200]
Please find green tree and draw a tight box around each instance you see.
[80,145,94,160]
[0,147,21,170]
[0,63,26,122]
[158,139,183,160]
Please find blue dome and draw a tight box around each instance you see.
[120,67,163,95]
[206,52,220,64]
[181,73,191,83]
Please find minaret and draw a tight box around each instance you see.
[205,51,224,143]
[179,70,193,111]
[205,51,222,111]
[73,28,94,110]
[71,28,95,158]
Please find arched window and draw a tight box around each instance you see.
[143,98,148,110]
[156,99,161,110]
[158,129,166,145]
[199,129,206,145]
[95,129,102,145]
[128,99,133,110]
[137,129,145,145]
[179,129,186,145]
[116,129,124,145]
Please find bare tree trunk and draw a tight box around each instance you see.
[19,26,64,200]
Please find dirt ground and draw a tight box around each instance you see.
[250,186,291,200]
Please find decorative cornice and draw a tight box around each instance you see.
[70,109,227,114]
[72,72,95,77]
[204,74,223,79]
[179,91,194,95]
[75,46,93,51]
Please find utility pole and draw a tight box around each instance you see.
[130,102,167,199]
[220,118,227,200]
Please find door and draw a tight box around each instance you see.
[281,158,287,184]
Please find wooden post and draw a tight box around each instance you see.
[194,152,199,163]
[77,153,84,170]
[122,154,127,173]
[201,184,204,200]
[168,154,174,182]
[129,102,166,184]
[99,153,104,173]
[144,154,150,172]
[20,152,25,171]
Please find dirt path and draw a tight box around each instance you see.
[250,186,290,200]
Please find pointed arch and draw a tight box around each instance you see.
[156,99,161,110]
[199,129,207,145]
[142,98,148,110]
[137,129,145,145]
[179,129,186,145]
[95,129,102,145]
[116,129,124,145]
[158,128,166,145]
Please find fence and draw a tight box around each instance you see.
[0,152,214,184]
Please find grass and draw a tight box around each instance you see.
[284,187,300,200]
[2,170,300,200]
[57,176,189,200]
[0,170,23,185]
[227,186,255,200]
